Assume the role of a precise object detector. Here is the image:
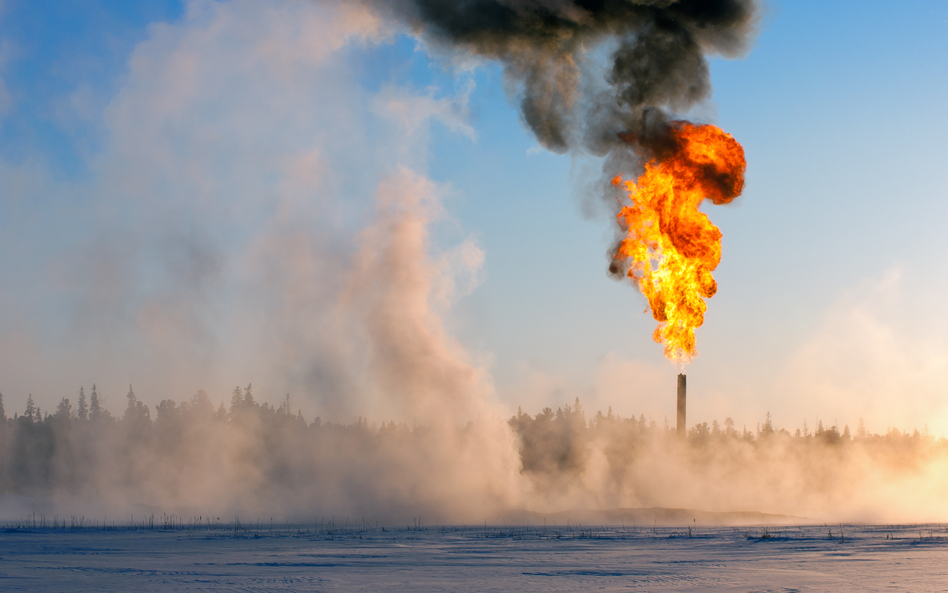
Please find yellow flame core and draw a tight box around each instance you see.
[613,123,746,364]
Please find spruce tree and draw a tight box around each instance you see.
[243,383,254,407]
[89,384,101,420]
[0,389,5,421]
[230,387,243,412]
[77,387,88,421]
[25,394,36,423]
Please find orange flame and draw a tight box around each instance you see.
[612,122,745,364]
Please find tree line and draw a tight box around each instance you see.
[508,398,946,481]
[0,387,944,510]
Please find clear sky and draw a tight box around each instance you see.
[1,0,947,434]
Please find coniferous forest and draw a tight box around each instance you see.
[1,387,947,522]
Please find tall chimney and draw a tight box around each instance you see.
[677,373,686,438]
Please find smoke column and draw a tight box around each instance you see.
[372,0,758,159]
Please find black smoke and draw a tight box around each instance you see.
[372,0,758,157]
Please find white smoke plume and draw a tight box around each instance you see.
[0,0,522,522]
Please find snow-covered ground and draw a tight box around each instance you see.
[1,522,946,591]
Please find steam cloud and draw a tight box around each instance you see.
[372,0,758,158]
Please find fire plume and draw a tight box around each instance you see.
[612,122,745,364]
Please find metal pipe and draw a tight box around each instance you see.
[677,373,686,438]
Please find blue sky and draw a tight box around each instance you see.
[1,0,947,434]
